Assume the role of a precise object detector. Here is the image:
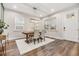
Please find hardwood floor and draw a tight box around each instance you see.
[0,38,79,56]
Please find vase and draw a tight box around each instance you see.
[0,28,3,34]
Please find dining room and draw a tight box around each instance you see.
[0,3,79,56]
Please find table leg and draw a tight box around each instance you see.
[25,34,29,44]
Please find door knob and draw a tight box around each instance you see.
[64,27,66,31]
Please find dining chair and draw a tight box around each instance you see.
[39,30,45,42]
[28,34,34,43]
[33,30,40,44]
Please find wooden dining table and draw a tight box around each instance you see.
[22,32,34,43]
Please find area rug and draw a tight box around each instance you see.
[16,38,54,55]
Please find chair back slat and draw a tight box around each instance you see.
[34,30,40,38]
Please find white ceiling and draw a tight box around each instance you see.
[3,3,78,18]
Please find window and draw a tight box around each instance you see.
[15,16,24,31]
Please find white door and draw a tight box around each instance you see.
[63,10,78,42]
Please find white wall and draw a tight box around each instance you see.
[4,10,36,40]
[44,8,79,42]
[59,8,78,42]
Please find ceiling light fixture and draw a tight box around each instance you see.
[39,15,42,17]
[13,5,17,8]
[51,9,54,12]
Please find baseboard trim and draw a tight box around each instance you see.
[45,36,63,40]
[45,36,79,43]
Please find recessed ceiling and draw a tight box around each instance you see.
[3,3,77,18]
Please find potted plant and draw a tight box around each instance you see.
[0,19,9,34]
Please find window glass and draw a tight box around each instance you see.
[15,16,24,31]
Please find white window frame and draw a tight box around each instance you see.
[15,16,24,31]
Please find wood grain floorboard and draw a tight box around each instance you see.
[0,38,79,56]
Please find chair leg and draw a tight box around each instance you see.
[33,39,36,44]
[40,37,43,42]
[44,37,45,41]
[37,38,39,43]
